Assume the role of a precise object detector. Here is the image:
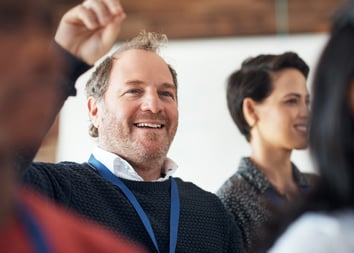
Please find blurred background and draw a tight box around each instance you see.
[36,0,344,192]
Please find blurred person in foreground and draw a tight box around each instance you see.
[216,52,318,252]
[0,0,146,252]
[21,0,243,252]
[263,2,354,252]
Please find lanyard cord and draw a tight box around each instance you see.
[16,201,52,253]
[88,155,180,253]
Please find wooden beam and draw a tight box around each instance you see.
[55,0,342,40]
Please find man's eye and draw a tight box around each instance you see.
[159,91,174,98]
[126,89,142,95]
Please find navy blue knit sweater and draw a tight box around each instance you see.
[24,162,243,252]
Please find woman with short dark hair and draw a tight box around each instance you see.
[268,3,354,252]
[217,52,318,252]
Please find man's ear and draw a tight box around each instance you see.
[242,97,258,128]
[87,96,99,128]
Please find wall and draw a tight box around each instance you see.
[57,33,328,193]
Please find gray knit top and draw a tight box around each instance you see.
[216,157,318,252]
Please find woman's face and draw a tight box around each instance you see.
[252,68,310,151]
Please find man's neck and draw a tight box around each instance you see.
[131,163,164,181]
[92,146,174,181]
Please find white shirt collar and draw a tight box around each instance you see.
[91,146,178,182]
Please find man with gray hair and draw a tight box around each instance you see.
[23,0,243,252]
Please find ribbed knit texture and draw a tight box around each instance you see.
[23,162,243,253]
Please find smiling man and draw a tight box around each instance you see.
[22,1,243,252]
[86,46,179,181]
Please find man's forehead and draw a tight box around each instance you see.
[110,49,176,88]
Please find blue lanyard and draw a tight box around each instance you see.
[16,202,52,253]
[88,155,180,253]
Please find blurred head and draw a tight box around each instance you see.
[0,0,61,153]
[86,31,178,166]
[0,0,60,220]
[309,2,354,206]
[0,0,62,153]
[227,52,310,151]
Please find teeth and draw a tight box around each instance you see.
[295,125,307,132]
[136,123,162,128]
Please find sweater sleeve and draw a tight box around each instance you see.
[226,211,246,253]
[52,41,91,97]
[19,43,92,176]
[22,162,74,207]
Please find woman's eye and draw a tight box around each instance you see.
[286,99,298,104]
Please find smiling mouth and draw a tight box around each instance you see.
[294,125,307,133]
[134,123,164,129]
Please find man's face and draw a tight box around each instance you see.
[89,49,178,166]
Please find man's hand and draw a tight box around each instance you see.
[55,0,126,65]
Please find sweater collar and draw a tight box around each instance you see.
[238,157,310,194]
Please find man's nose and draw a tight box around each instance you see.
[140,92,163,113]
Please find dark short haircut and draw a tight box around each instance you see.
[226,52,309,141]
